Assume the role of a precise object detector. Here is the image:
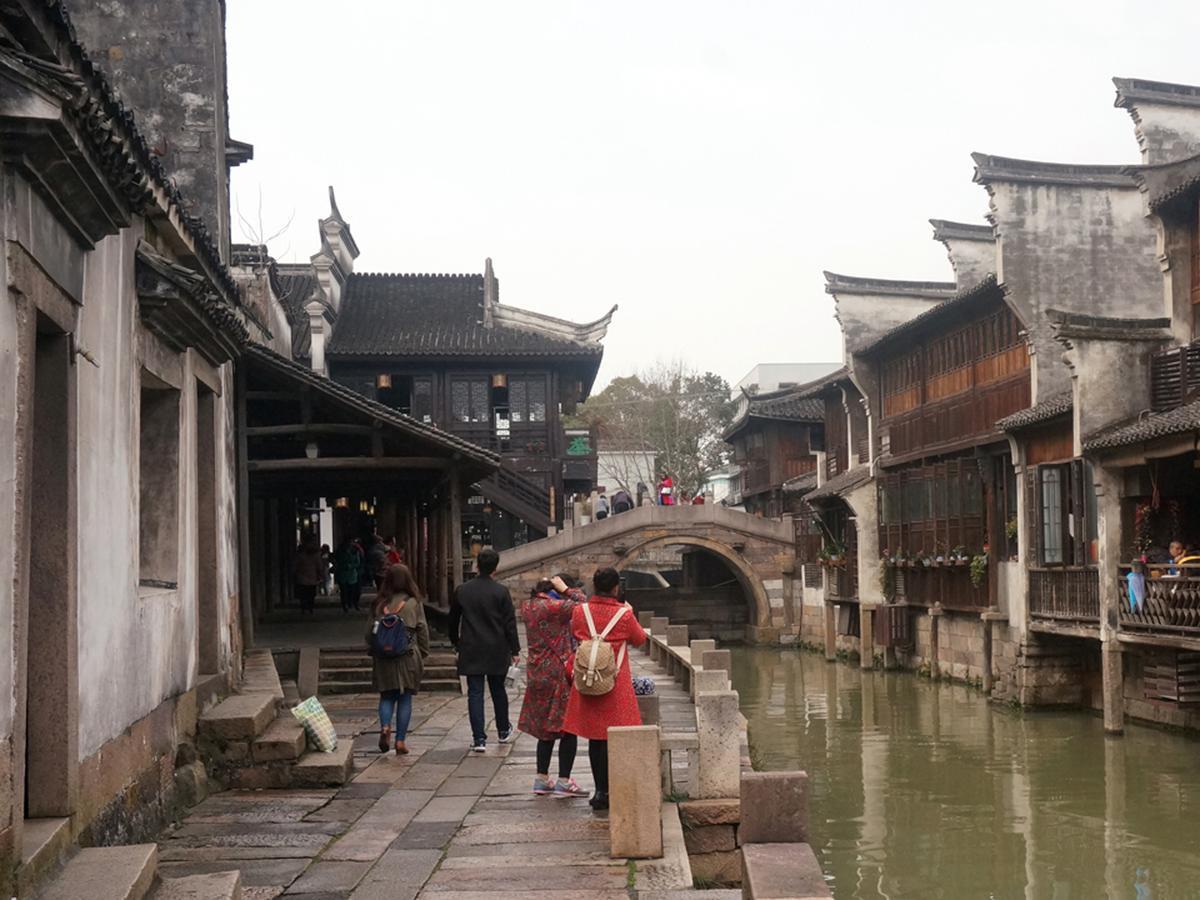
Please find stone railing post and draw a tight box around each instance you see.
[609,725,663,858]
[649,617,670,663]
[701,649,732,678]
[739,770,829,898]
[694,690,740,799]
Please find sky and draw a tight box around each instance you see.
[227,0,1200,390]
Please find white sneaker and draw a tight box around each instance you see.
[471,741,487,753]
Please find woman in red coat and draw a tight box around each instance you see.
[562,567,648,810]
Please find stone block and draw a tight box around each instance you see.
[293,742,354,787]
[690,639,717,659]
[701,649,732,675]
[684,824,737,854]
[198,693,275,741]
[298,646,320,700]
[252,716,306,762]
[693,669,730,695]
[679,798,740,827]
[609,725,663,859]
[666,624,689,647]
[153,871,241,900]
[740,842,831,898]
[695,691,740,799]
[739,771,808,844]
[638,610,656,628]
[650,616,670,636]
[637,693,660,726]
[173,761,209,809]
[39,844,157,900]
[689,848,742,885]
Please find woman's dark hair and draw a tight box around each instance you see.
[375,563,423,615]
[593,567,621,595]
[555,572,580,589]
[533,578,555,596]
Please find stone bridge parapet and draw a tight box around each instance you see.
[495,505,797,642]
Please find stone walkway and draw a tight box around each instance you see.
[156,651,698,898]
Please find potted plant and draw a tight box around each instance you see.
[970,551,988,589]
[951,545,967,566]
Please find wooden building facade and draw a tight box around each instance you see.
[723,387,823,517]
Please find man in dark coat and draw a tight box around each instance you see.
[449,547,521,752]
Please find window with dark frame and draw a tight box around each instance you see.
[1036,459,1098,567]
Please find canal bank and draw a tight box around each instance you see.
[730,645,1200,899]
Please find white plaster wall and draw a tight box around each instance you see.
[1130,102,1200,164]
[76,226,196,759]
[834,292,946,356]
[942,237,995,291]
[0,194,15,739]
[996,561,1023,632]
[217,362,240,667]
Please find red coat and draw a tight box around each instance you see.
[562,596,648,740]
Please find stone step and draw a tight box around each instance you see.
[291,741,354,787]
[40,844,157,900]
[280,678,300,706]
[198,693,277,741]
[421,678,462,693]
[151,871,242,900]
[240,649,284,702]
[321,666,373,682]
[318,680,373,695]
[424,665,457,679]
[251,716,306,762]
[320,653,370,669]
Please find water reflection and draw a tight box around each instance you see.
[730,647,1200,900]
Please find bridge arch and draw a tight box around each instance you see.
[613,533,772,630]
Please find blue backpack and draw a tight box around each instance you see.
[371,614,411,658]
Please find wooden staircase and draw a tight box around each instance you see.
[476,463,553,532]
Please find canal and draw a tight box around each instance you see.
[730,646,1200,900]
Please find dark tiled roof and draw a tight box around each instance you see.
[793,366,851,399]
[1048,309,1173,342]
[972,154,1137,188]
[328,273,605,359]
[723,387,823,440]
[858,274,1002,356]
[244,344,500,468]
[1114,77,1200,111]
[996,390,1073,431]
[782,471,817,494]
[929,219,994,243]
[1084,399,1200,452]
[823,272,957,299]
[1128,153,1200,213]
[275,266,320,358]
[804,466,872,503]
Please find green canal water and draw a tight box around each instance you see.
[729,647,1200,900]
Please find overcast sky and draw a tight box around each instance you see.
[227,0,1200,389]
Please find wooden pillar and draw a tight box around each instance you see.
[929,605,943,680]
[859,605,875,670]
[981,613,995,693]
[430,507,444,607]
[439,501,452,606]
[266,497,280,612]
[449,470,464,590]
[823,600,836,662]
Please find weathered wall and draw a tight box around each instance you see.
[71,0,232,258]
[986,180,1160,400]
[939,236,995,291]
[1064,334,1166,447]
[830,289,948,357]
[1123,101,1200,165]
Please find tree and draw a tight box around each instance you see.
[574,361,737,497]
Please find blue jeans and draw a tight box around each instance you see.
[466,673,510,744]
[379,690,414,741]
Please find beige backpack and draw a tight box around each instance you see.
[573,604,628,696]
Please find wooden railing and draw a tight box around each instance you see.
[825,563,855,601]
[1029,567,1100,624]
[1119,566,1200,637]
[893,564,988,610]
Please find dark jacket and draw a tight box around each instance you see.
[449,575,520,675]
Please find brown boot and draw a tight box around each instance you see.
[378,727,391,753]
[394,739,409,756]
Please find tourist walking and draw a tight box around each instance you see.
[519,576,589,797]
[562,567,647,811]
[658,474,674,506]
[293,534,323,615]
[368,564,429,755]
[449,547,521,752]
[333,537,364,613]
[366,534,389,590]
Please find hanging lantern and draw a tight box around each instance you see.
[491,374,508,388]
[335,497,349,509]
[359,500,369,512]
[377,373,393,389]
[368,505,376,517]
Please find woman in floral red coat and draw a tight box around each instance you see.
[562,567,647,810]
[518,576,588,797]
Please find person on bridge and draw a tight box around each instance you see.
[368,564,429,755]
[595,490,610,521]
[611,488,633,515]
[658,474,674,506]
[449,548,521,753]
[520,576,589,798]
[562,567,647,811]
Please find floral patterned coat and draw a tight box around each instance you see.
[562,596,648,741]
[518,590,582,740]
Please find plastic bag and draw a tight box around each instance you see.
[505,663,525,691]
[291,696,338,752]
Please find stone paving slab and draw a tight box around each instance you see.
[161,633,695,899]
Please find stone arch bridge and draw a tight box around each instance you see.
[496,504,797,643]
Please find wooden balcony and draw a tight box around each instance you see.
[1029,567,1100,626]
[873,604,913,649]
[893,563,988,610]
[825,561,857,602]
[1119,566,1200,640]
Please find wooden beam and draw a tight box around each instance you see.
[247,457,451,472]
[245,423,375,438]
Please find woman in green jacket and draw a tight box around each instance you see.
[367,564,430,755]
